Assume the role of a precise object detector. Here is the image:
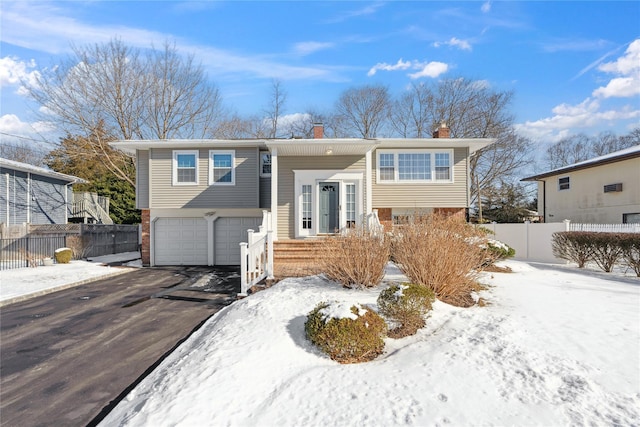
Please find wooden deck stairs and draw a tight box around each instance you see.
[273,239,327,278]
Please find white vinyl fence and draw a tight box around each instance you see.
[480,221,640,263]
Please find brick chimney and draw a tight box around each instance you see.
[433,121,450,138]
[313,123,324,139]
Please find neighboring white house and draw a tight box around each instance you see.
[522,145,640,224]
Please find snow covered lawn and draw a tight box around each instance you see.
[0,252,141,304]
[103,260,639,426]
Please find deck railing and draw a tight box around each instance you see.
[71,192,113,224]
[239,210,273,296]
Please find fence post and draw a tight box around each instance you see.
[563,219,571,231]
[239,242,248,297]
[247,229,255,246]
[267,230,274,280]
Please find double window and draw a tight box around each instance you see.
[558,176,570,191]
[172,150,236,186]
[377,150,453,183]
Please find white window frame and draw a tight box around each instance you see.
[260,151,271,177]
[209,150,236,186]
[376,149,454,184]
[293,170,364,238]
[172,150,199,186]
[558,176,570,191]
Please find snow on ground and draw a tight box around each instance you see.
[102,260,640,427]
[0,252,141,304]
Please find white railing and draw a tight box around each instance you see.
[71,192,113,224]
[239,210,273,297]
[365,209,384,236]
[569,223,640,233]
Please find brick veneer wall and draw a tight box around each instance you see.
[376,208,393,232]
[141,209,150,266]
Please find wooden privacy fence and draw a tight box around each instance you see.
[0,224,140,270]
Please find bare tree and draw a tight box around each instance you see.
[264,79,287,138]
[26,39,224,186]
[0,142,47,166]
[334,84,391,138]
[390,83,433,138]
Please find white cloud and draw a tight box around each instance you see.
[293,41,335,56]
[515,98,640,142]
[0,114,56,140]
[325,2,385,24]
[367,59,412,76]
[0,2,345,82]
[433,37,472,51]
[408,62,449,79]
[0,56,40,94]
[592,39,640,98]
[481,1,492,13]
[367,59,448,79]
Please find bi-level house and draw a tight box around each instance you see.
[111,124,494,268]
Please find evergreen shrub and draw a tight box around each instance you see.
[377,283,435,338]
[305,301,387,364]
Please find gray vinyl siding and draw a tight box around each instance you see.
[372,147,469,208]
[259,177,271,209]
[149,147,259,209]
[137,150,150,209]
[277,155,366,239]
[0,167,69,225]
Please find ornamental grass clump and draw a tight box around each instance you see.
[321,225,391,288]
[305,301,387,364]
[377,283,435,338]
[391,213,486,307]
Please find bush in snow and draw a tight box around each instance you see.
[305,301,387,364]
[54,247,73,264]
[480,239,516,268]
[377,283,435,338]
[391,213,486,307]
[321,225,390,289]
[619,233,640,277]
[552,232,594,268]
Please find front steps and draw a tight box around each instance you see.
[273,239,326,278]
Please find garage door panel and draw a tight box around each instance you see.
[214,217,262,265]
[155,218,208,265]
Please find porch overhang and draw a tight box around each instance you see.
[265,139,379,156]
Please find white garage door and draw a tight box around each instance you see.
[154,218,208,265]
[214,217,262,265]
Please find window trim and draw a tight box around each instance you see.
[376,149,454,184]
[209,150,236,186]
[558,176,570,191]
[260,151,271,177]
[172,150,199,186]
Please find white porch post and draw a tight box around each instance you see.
[205,213,219,266]
[365,149,373,215]
[270,148,278,240]
[267,230,274,279]
[239,242,248,296]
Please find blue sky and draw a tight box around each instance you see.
[1,1,639,148]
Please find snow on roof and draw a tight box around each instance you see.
[0,157,87,184]
[522,144,640,181]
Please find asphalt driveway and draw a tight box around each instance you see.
[0,266,240,427]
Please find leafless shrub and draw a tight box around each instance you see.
[321,226,391,288]
[391,214,486,307]
[66,235,92,260]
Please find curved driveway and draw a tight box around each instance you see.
[0,266,240,427]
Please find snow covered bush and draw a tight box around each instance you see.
[589,232,624,272]
[377,283,435,338]
[391,213,486,307]
[54,247,73,264]
[321,225,390,288]
[305,301,387,364]
[619,233,640,277]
